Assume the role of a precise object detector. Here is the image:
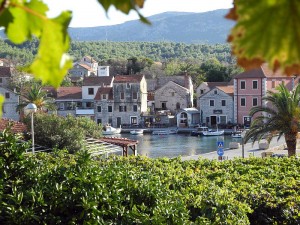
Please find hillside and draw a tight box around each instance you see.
[68,9,234,44]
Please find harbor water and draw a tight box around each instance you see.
[114,133,242,158]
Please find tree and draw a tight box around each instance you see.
[244,84,300,157]
[17,84,56,112]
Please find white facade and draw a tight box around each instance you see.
[98,66,110,77]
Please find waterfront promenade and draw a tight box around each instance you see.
[181,137,300,160]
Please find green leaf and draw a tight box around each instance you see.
[97,0,150,24]
[0,95,4,117]
[6,0,48,43]
[228,0,300,75]
[29,11,73,87]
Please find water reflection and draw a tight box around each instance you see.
[114,133,242,158]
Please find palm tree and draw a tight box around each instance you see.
[17,84,56,113]
[244,84,300,157]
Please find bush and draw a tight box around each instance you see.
[24,113,102,153]
[1,131,299,224]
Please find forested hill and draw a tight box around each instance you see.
[68,9,234,44]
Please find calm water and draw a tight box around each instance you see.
[113,133,242,158]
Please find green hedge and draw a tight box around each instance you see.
[1,130,299,224]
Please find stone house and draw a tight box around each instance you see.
[81,76,114,119]
[234,64,299,127]
[0,87,19,121]
[94,87,114,125]
[199,85,234,127]
[196,81,231,109]
[147,74,193,113]
[154,81,192,114]
[111,75,147,127]
[69,56,98,78]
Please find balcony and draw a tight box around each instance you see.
[75,107,94,115]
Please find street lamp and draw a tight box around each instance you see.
[25,103,37,154]
[241,130,247,158]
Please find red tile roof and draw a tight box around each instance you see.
[83,76,113,86]
[217,85,234,95]
[43,87,82,100]
[234,63,294,79]
[57,87,82,100]
[78,63,93,71]
[0,67,12,77]
[94,87,113,100]
[114,74,144,83]
[0,119,27,133]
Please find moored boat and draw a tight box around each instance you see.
[202,129,224,136]
[231,131,242,138]
[130,129,144,135]
[102,125,122,135]
[191,126,209,136]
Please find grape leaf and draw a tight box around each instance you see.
[227,0,300,75]
[29,11,73,88]
[6,0,48,43]
[97,0,149,24]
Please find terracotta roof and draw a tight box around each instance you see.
[83,76,113,86]
[78,63,93,71]
[217,85,234,95]
[114,74,144,83]
[234,63,294,79]
[56,87,82,100]
[43,87,82,100]
[0,119,27,133]
[94,87,113,100]
[206,82,229,88]
[0,67,12,77]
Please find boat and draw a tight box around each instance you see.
[152,129,178,135]
[231,131,242,138]
[191,126,210,136]
[102,125,122,135]
[202,129,224,136]
[130,129,144,135]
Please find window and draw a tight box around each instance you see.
[210,100,214,107]
[172,92,175,97]
[88,88,94,95]
[5,92,10,99]
[102,94,107,100]
[272,80,276,88]
[86,102,94,108]
[162,102,166,109]
[120,92,124,99]
[97,106,102,112]
[126,83,130,89]
[133,105,138,112]
[59,103,64,110]
[252,80,258,89]
[214,90,218,94]
[0,78,2,83]
[240,81,246,89]
[132,92,137,99]
[241,98,246,106]
[221,100,226,106]
[119,105,127,112]
[200,89,204,94]
[97,119,102,124]
[252,97,258,106]
[108,105,112,112]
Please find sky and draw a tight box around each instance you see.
[44,0,233,27]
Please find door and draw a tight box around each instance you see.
[243,116,251,128]
[210,116,217,127]
[117,117,122,127]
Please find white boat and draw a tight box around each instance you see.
[202,129,224,136]
[231,131,242,138]
[152,129,178,135]
[102,125,122,135]
[191,126,209,136]
[130,129,144,135]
